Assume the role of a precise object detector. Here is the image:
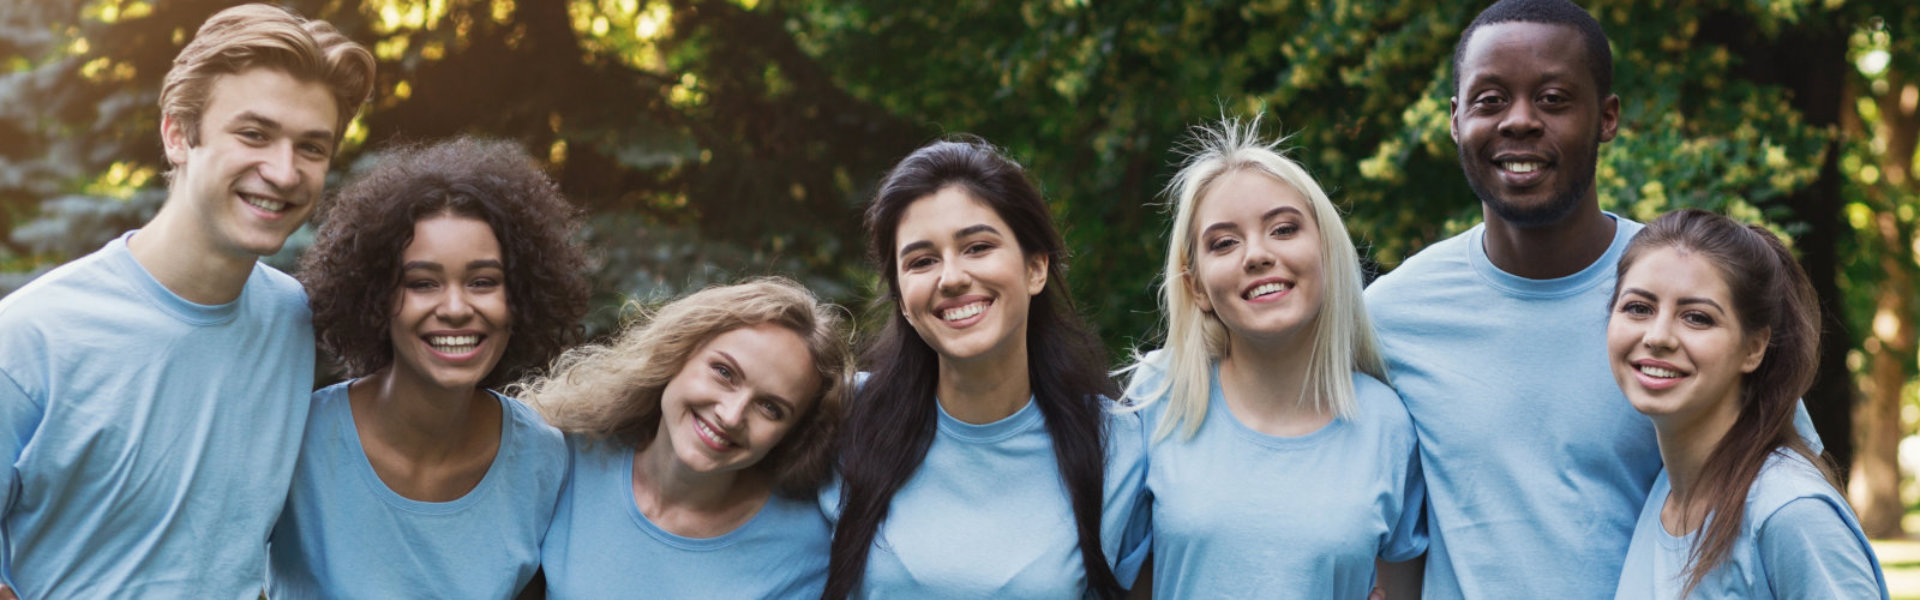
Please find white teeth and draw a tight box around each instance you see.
[427,334,479,354]
[1243,281,1292,300]
[1502,161,1543,174]
[241,194,287,213]
[695,417,734,448]
[1637,365,1681,379]
[941,301,986,321]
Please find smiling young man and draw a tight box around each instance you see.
[0,5,372,598]
[1364,0,1825,597]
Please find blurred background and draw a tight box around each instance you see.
[1,0,1915,577]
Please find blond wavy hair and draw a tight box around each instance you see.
[511,277,854,497]
[1123,114,1387,441]
[161,4,374,151]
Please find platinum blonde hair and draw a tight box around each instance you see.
[1123,114,1387,441]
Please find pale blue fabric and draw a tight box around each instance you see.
[820,397,1152,598]
[1366,215,1823,599]
[1614,451,1887,599]
[540,435,831,599]
[0,231,314,599]
[267,381,567,599]
[1129,354,1425,598]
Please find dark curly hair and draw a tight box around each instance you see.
[300,136,590,389]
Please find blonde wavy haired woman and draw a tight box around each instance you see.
[517,277,853,598]
[1121,115,1425,597]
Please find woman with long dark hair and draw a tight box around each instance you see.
[1608,209,1886,598]
[822,139,1150,599]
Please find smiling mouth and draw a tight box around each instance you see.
[1635,364,1683,379]
[1243,281,1292,300]
[240,192,289,214]
[694,414,738,449]
[1498,161,1545,174]
[941,301,988,321]
[426,334,481,355]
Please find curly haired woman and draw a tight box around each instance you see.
[267,136,590,599]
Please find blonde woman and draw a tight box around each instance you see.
[519,277,853,598]
[1123,116,1425,597]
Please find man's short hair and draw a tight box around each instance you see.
[1450,0,1614,99]
[159,3,375,149]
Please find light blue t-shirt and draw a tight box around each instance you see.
[0,231,314,599]
[1615,451,1887,599]
[1366,216,1822,599]
[267,380,568,599]
[540,435,831,599]
[821,397,1152,598]
[1130,357,1425,597]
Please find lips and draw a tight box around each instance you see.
[1629,358,1688,390]
[423,331,486,359]
[933,296,992,327]
[1491,153,1552,186]
[238,191,290,215]
[1242,278,1293,301]
[692,413,738,451]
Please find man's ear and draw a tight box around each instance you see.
[1449,96,1462,146]
[161,114,191,167]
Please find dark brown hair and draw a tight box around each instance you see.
[1614,208,1829,596]
[824,138,1123,599]
[300,136,590,389]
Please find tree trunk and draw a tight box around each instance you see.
[1850,70,1919,538]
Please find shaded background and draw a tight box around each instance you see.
[1,0,1915,538]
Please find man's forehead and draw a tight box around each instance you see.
[1459,21,1592,83]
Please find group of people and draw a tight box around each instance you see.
[0,0,1894,598]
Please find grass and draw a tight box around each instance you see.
[1870,513,1920,599]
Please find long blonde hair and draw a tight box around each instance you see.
[512,277,854,497]
[1124,114,1386,441]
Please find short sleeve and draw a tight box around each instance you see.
[0,369,45,585]
[1105,407,1153,588]
[1380,437,1429,562]
[1758,497,1886,599]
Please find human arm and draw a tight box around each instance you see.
[1,371,43,597]
[1375,555,1426,599]
[1760,498,1886,599]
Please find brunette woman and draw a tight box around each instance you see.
[521,278,853,598]
[823,139,1151,599]
[269,137,590,598]
[1609,209,1886,598]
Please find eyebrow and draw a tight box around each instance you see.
[400,259,506,272]
[715,350,798,411]
[897,223,1003,257]
[231,110,335,142]
[1200,205,1304,237]
[1620,288,1727,313]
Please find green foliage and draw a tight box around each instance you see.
[0,0,1911,368]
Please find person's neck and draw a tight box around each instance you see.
[351,368,495,463]
[936,341,1033,425]
[1479,201,1615,280]
[1217,328,1329,436]
[631,435,770,538]
[1653,393,1742,536]
[126,200,260,306]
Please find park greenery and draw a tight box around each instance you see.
[1,0,1916,534]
